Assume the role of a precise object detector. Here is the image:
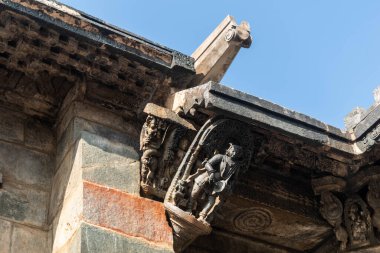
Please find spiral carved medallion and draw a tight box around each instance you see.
[233,208,272,232]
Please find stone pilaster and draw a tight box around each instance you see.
[49,84,174,252]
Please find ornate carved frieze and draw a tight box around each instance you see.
[164,117,262,252]
[357,123,380,151]
[139,103,195,199]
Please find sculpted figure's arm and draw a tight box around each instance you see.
[205,154,223,183]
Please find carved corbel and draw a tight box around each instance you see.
[139,103,195,199]
[344,196,376,249]
[319,191,348,251]
[312,166,380,251]
[367,179,380,232]
[164,117,258,252]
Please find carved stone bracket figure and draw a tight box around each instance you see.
[164,117,260,252]
[367,179,380,234]
[344,196,375,249]
[312,167,380,252]
[319,191,348,251]
[139,103,195,199]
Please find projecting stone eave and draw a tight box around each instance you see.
[171,81,364,156]
[0,0,198,122]
[1,0,195,73]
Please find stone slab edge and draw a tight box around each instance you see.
[144,103,196,131]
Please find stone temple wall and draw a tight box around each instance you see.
[0,107,54,253]
[0,82,177,253]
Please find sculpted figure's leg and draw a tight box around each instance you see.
[146,157,158,184]
[199,195,216,221]
[187,183,202,213]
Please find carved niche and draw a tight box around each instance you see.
[164,117,262,252]
[344,196,375,248]
[139,103,195,199]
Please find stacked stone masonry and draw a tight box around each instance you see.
[4,0,380,253]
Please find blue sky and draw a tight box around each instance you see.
[59,0,380,129]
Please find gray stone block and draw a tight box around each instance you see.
[25,119,54,154]
[0,112,24,144]
[49,145,78,222]
[81,223,173,253]
[56,117,139,170]
[81,131,139,165]
[0,141,52,191]
[11,224,48,253]
[81,132,140,194]
[0,184,48,227]
[0,219,12,253]
[83,164,139,194]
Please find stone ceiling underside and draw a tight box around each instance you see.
[0,0,194,122]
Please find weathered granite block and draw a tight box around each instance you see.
[25,119,54,154]
[81,222,173,253]
[0,141,52,191]
[56,102,139,142]
[56,117,139,169]
[81,132,140,194]
[0,219,12,253]
[83,181,173,247]
[11,224,48,253]
[0,111,24,144]
[52,181,83,253]
[49,141,81,222]
[0,184,48,227]
[55,228,81,253]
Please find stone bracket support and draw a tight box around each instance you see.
[164,117,260,252]
[312,166,380,251]
[139,103,196,199]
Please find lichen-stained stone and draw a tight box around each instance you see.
[0,184,48,227]
[81,222,173,253]
[25,119,54,154]
[11,224,48,253]
[0,141,52,191]
[0,111,24,144]
[0,219,12,253]
[83,181,174,248]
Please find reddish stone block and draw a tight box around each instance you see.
[83,181,174,248]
